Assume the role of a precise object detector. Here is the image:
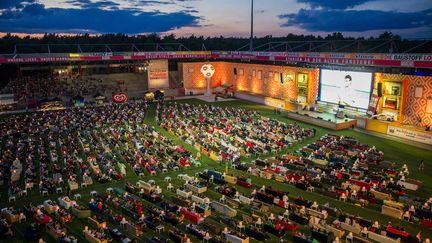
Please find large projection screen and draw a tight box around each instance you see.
[319,69,373,110]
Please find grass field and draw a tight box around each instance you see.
[1,98,431,242]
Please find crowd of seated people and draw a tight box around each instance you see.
[0,74,116,103]
[198,167,430,243]
[1,102,148,195]
[0,89,430,242]
[0,100,196,198]
[0,160,430,242]
[83,226,109,242]
[0,216,14,238]
[241,134,432,234]
[158,103,314,161]
[66,75,114,97]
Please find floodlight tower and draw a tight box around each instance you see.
[250,0,254,51]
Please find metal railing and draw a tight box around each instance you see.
[1,39,430,55]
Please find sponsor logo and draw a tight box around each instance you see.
[112,93,128,103]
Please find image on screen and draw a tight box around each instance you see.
[319,69,373,110]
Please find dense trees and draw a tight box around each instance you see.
[0,32,429,54]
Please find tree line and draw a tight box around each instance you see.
[0,32,431,54]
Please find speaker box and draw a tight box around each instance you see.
[234,68,237,75]
[377,83,383,97]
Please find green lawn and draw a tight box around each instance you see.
[1,98,431,242]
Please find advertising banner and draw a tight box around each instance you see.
[387,125,432,145]
[0,51,431,68]
[112,93,128,103]
[148,59,169,89]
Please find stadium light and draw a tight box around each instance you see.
[250,0,254,51]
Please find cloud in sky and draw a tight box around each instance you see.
[279,8,432,32]
[63,0,121,9]
[0,0,431,37]
[0,0,36,9]
[0,0,201,33]
[297,0,372,9]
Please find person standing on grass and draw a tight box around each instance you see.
[419,160,424,171]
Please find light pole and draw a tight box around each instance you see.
[250,0,254,51]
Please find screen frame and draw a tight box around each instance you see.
[318,68,374,111]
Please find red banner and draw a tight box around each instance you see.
[0,51,431,68]
[112,93,128,103]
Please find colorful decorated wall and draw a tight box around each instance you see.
[179,62,319,103]
[376,73,432,126]
[179,62,233,89]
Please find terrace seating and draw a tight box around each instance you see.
[323,224,345,238]
[176,189,192,199]
[84,229,108,243]
[71,205,91,218]
[384,200,404,210]
[186,183,207,194]
[381,205,403,219]
[126,222,143,237]
[58,196,74,209]
[191,195,210,205]
[371,189,392,201]
[88,217,106,229]
[289,213,309,225]
[306,208,327,219]
[167,183,174,191]
[136,181,153,192]
[211,201,237,218]
[340,222,361,235]
[25,182,34,190]
[19,189,28,197]
[222,231,250,243]
[1,208,19,223]
[397,178,422,191]
[41,190,49,196]
[43,200,59,214]
[368,231,401,243]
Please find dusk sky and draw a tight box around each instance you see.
[0,0,431,38]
